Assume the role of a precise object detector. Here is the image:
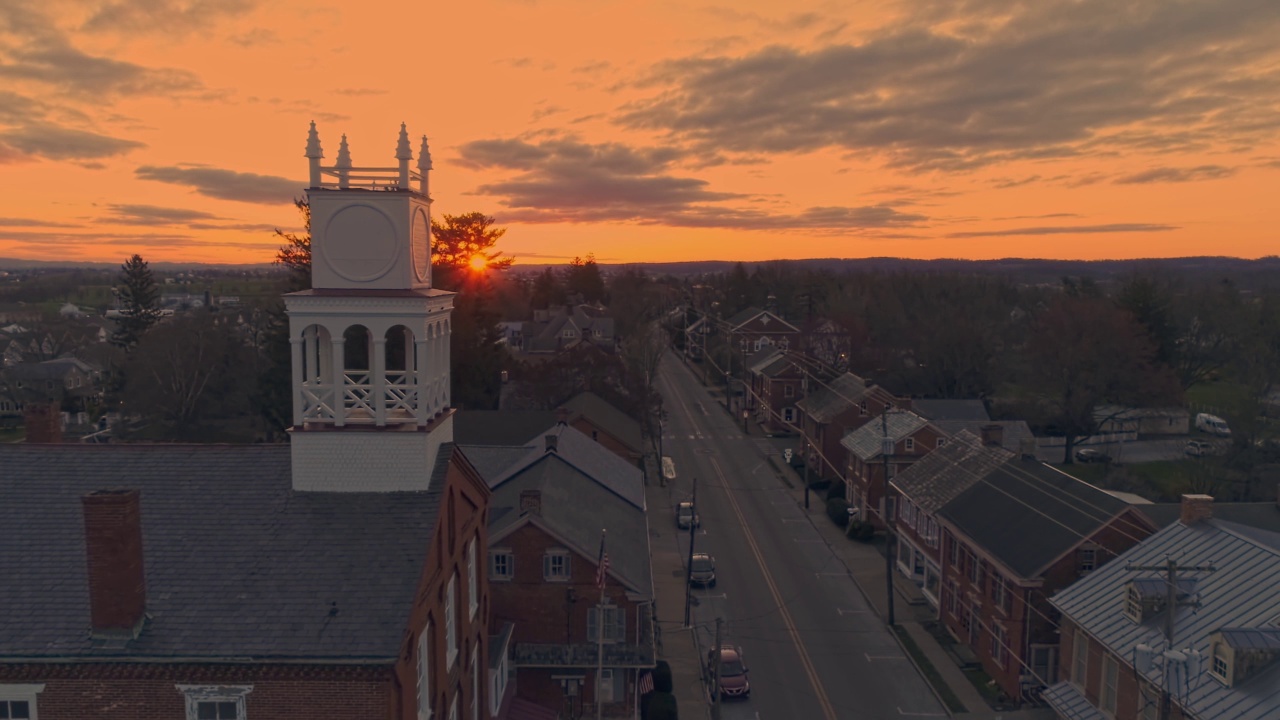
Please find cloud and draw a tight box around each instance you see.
[619,0,1280,171]
[1113,165,1237,184]
[229,28,279,47]
[0,217,80,228]
[80,0,260,35]
[0,38,203,99]
[460,136,927,230]
[0,123,144,160]
[332,87,387,96]
[945,223,1177,239]
[100,204,222,225]
[135,164,302,204]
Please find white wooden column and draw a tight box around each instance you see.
[290,337,304,425]
[415,338,430,425]
[331,337,346,426]
[372,337,387,426]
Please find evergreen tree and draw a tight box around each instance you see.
[111,254,162,349]
[273,197,312,292]
[565,254,605,303]
[431,212,512,292]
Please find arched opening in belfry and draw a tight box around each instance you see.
[343,324,372,371]
[298,324,336,423]
[385,325,413,372]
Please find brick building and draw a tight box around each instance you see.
[0,123,494,720]
[558,392,644,467]
[891,431,1157,701]
[840,409,945,526]
[795,372,903,481]
[463,425,655,719]
[745,347,804,435]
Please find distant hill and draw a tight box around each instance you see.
[0,257,278,272]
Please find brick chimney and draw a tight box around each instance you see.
[23,402,62,444]
[82,490,147,636]
[979,424,1004,448]
[1180,494,1214,526]
[520,489,542,516]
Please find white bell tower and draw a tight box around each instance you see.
[286,121,455,492]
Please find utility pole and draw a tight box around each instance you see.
[1126,557,1215,720]
[711,617,723,720]
[683,476,699,628]
[802,371,811,509]
[741,338,749,433]
[882,407,896,627]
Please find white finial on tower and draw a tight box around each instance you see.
[396,122,412,189]
[417,135,432,196]
[305,121,324,187]
[336,134,352,189]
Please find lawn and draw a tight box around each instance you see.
[892,625,968,715]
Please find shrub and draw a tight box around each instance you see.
[826,497,851,526]
[847,520,875,542]
[826,480,847,501]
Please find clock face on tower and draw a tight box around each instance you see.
[411,207,431,285]
[322,204,399,282]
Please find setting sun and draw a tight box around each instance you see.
[468,254,488,272]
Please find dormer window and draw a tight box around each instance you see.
[1124,578,1197,623]
[1209,629,1280,687]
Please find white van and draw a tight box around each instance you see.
[1195,413,1231,437]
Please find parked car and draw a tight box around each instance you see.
[676,501,700,529]
[689,552,716,587]
[1185,440,1215,457]
[1195,413,1232,437]
[1074,448,1110,463]
[707,645,750,699]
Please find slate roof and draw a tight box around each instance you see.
[840,411,931,461]
[562,391,643,455]
[0,443,450,662]
[1050,518,1280,720]
[454,409,556,446]
[933,420,1036,454]
[912,399,990,422]
[466,426,651,595]
[795,372,869,422]
[759,355,799,378]
[937,453,1137,578]
[890,430,1012,513]
[522,306,615,354]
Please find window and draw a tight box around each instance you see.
[991,624,1008,668]
[446,575,458,668]
[591,430,599,441]
[948,537,959,568]
[467,540,478,619]
[1078,546,1097,574]
[1072,631,1089,686]
[905,437,915,452]
[417,625,433,720]
[937,438,947,449]
[966,552,980,585]
[0,685,42,720]
[1210,642,1229,682]
[1101,654,1118,715]
[859,400,868,416]
[784,385,794,398]
[783,408,795,423]
[471,649,479,720]
[544,550,570,581]
[588,605,626,643]
[598,669,614,704]
[991,575,1012,615]
[178,686,252,720]
[946,579,960,617]
[489,550,513,581]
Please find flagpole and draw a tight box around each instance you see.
[597,529,607,720]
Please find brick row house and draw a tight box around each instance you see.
[889,431,1157,701]
[840,409,945,527]
[746,347,804,435]
[558,392,645,469]
[462,424,655,719]
[721,307,800,354]
[0,124,496,720]
[1045,495,1280,720]
[794,372,903,482]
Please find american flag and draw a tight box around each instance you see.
[595,529,609,590]
[637,670,655,696]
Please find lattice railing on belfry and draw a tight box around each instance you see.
[301,383,335,421]
[342,371,374,421]
[384,370,418,420]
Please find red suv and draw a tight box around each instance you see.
[707,645,750,699]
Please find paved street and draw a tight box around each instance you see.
[653,355,947,720]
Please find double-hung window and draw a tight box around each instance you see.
[588,605,626,643]
[991,623,1008,668]
[489,549,513,581]
[446,575,458,668]
[178,686,252,720]
[544,549,570,581]
[1071,630,1088,687]
[417,624,433,720]
[1101,654,1119,715]
[467,540,478,619]
[0,685,43,720]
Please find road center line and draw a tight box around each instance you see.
[710,455,839,720]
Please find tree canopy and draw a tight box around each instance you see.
[111,254,162,349]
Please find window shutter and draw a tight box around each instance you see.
[543,554,551,579]
[587,608,598,642]
[613,608,626,642]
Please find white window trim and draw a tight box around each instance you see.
[544,549,571,582]
[471,649,480,720]
[446,575,459,669]
[490,549,513,582]
[418,623,433,720]
[468,539,479,620]
[177,685,252,720]
[1101,654,1119,715]
[0,684,45,720]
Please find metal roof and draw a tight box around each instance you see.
[1042,681,1108,720]
[1050,519,1280,720]
[795,372,869,422]
[840,411,930,461]
[1220,628,1280,651]
[890,430,1013,514]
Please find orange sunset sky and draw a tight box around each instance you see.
[1,0,1278,265]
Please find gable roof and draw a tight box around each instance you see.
[453,409,557,446]
[933,420,1035,454]
[841,411,932,461]
[795,372,870,422]
[891,430,1013,513]
[1139,501,1280,534]
[938,456,1140,578]
[0,443,450,662]
[746,346,783,374]
[912,399,990,422]
[561,391,643,454]
[468,424,645,509]
[1050,518,1280,720]
[724,307,800,333]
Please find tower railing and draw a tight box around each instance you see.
[316,166,422,191]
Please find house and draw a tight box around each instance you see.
[0,124,494,720]
[683,315,712,361]
[1045,494,1280,720]
[2,357,103,413]
[1093,405,1190,436]
[891,431,1158,701]
[795,372,904,481]
[800,318,853,373]
[463,425,654,719]
[912,399,991,423]
[931,419,1036,454]
[747,347,804,435]
[722,306,799,353]
[559,391,645,467]
[518,306,615,356]
[840,409,946,526]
